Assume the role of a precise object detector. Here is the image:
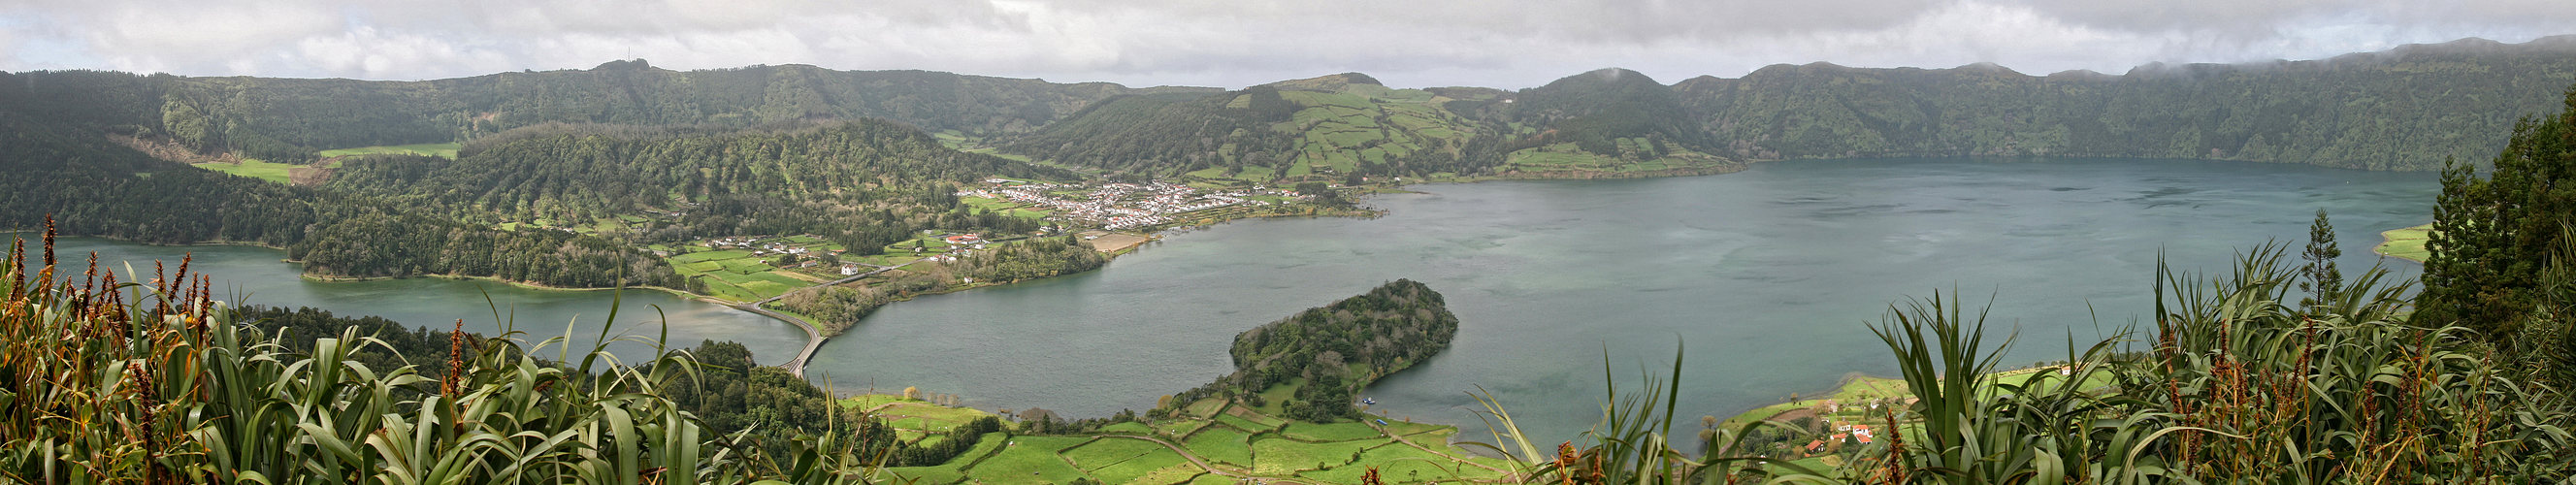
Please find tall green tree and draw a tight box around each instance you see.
[2421,85,2576,345]
[2300,208,2341,309]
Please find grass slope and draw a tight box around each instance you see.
[2376,222,2433,263]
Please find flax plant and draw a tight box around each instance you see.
[1475,243,2576,484]
[0,220,889,484]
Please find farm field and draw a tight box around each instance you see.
[665,237,849,302]
[862,390,1514,484]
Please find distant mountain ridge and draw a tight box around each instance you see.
[4,35,2573,176]
[1015,35,2576,178]
[1673,35,2576,170]
[0,61,1215,163]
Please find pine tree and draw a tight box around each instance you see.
[2300,209,2342,310]
[2420,85,2576,345]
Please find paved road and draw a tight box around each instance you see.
[739,261,911,377]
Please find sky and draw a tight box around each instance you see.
[1,0,2571,89]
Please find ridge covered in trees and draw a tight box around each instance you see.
[1014,36,2576,178]
[0,110,682,288]
[0,61,1208,162]
[2,36,2563,184]
[1155,279,1460,423]
[325,119,1073,252]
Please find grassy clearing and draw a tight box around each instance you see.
[1126,464,1205,484]
[192,160,301,184]
[1098,421,1155,435]
[960,196,1054,220]
[1251,436,1388,474]
[664,245,830,301]
[1155,419,1207,438]
[1377,420,1447,437]
[1182,398,1227,419]
[877,402,995,433]
[1303,443,1498,483]
[876,465,965,484]
[1183,427,1255,467]
[965,436,1092,484]
[855,385,1508,483]
[1213,413,1270,434]
[1249,378,1303,416]
[1061,437,1165,469]
[1282,422,1385,441]
[2376,222,2433,263]
[317,142,461,159]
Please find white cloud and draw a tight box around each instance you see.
[0,0,2569,88]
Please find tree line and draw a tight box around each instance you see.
[0,62,1196,163]
[0,110,682,289]
[1152,279,1460,423]
[327,119,1068,254]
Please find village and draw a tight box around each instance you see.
[960,178,1307,230]
[636,178,1340,305]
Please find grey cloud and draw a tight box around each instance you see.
[0,0,2569,88]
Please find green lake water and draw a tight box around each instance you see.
[27,156,2441,445]
[11,235,811,365]
[805,157,2438,442]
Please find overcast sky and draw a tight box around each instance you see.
[2,0,2570,89]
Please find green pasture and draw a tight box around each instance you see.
[876,402,995,433]
[1282,422,1384,441]
[317,142,461,159]
[193,160,301,184]
[1182,427,1255,467]
[965,436,1092,484]
[1250,436,1388,474]
[2376,223,2432,262]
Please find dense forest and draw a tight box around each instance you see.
[0,37,2568,181]
[1001,71,1717,180]
[1153,279,1460,423]
[326,119,1071,251]
[0,111,683,288]
[1015,36,2576,176]
[0,61,1207,162]
[1676,37,2576,169]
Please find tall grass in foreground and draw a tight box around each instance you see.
[0,221,886,483]
[1473,244,2576,484]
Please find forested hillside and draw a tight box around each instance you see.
[0,110,679,288]
[1004,71,1742,182]
[5,36,2569,178]
[1017,35,2576,175]
[1679,36,2576,169]
[327,119,1075,253]
[1154,279,1460,423]
[0,61,1203,163]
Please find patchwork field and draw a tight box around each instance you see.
[665,239,846,302]
[863,389,1513,484]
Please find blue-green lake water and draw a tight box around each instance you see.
[806,157,2437,441]
[36,157,2439,444]
[15,235,811,365]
